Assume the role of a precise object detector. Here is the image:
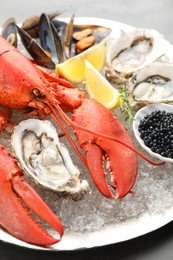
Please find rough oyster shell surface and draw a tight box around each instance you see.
[11,119,89,197]
[128,62,173,106]
[106,27,168,78]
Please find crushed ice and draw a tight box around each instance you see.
[1,108,173,234]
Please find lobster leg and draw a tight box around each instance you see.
[0,105,12,131]
[34,64,86,112]
[0,146,63,246]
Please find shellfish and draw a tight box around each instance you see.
[128,62,173,106]
[1,17,17,47]
[106,27,167,81]
[11,119,89,198]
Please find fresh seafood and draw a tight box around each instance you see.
[1,17,17,47]
[0,107,63,246]
[0,30,164,197]
[106,27,167,81]
[39,13,64,64]
[0,149,63,246]
[128,62,173,106]
[15,13,111,65]
[0,16,166,247]
[133,103,173,163]
[21,11,62,38]
[0,35,139,200]
[49,15,111,58]
[63,13,74,59]
[72,98,138,198]
[16,25,56,69]
[21,12,111,42]
[0,105,12,127]
[11,119,89,197]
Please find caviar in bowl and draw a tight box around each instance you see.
[133,103,173,163]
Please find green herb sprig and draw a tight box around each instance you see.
[119,87,134,124]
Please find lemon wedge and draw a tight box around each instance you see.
[84,60,122,110]
[56,40,107,83]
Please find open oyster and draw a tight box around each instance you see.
[11,119,89,198]
[106,27,167,81]
[128,62,173,106]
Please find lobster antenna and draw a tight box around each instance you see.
[50,112,87,166]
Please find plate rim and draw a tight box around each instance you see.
[0,16,173,252]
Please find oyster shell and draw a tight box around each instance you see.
[11,119,89,197]
[106,27,167,80]
[128,62,173,106]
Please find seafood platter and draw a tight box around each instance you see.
[1,12,173,251]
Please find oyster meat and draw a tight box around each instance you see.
[128,62,173,106]
[11,119,89,197]
[106,27,167,79]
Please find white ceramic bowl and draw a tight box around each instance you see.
[133,103,173,163]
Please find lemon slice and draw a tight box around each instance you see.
[84,60,122,109]
[56,40,107,83]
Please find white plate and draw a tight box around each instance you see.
[133,103,173,163]
[1,17,173,252]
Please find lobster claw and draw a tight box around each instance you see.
[0,146,63,246]
[85,143,114,198]
[72,99,138,199]
[85,140,138,199]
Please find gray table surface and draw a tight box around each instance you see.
[0,0,173,259]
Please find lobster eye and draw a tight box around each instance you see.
[32,88,43,98]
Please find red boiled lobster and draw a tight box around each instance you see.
[0,106,63,246]
[0,35,163,246]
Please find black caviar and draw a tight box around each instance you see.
[138,110,173,159]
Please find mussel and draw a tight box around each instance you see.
[63,14,74,59]
[2,13,111,69]
[39,13,64,64]
[1,17,17,47]
[21,11,62,38]
[16,25,55,69]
